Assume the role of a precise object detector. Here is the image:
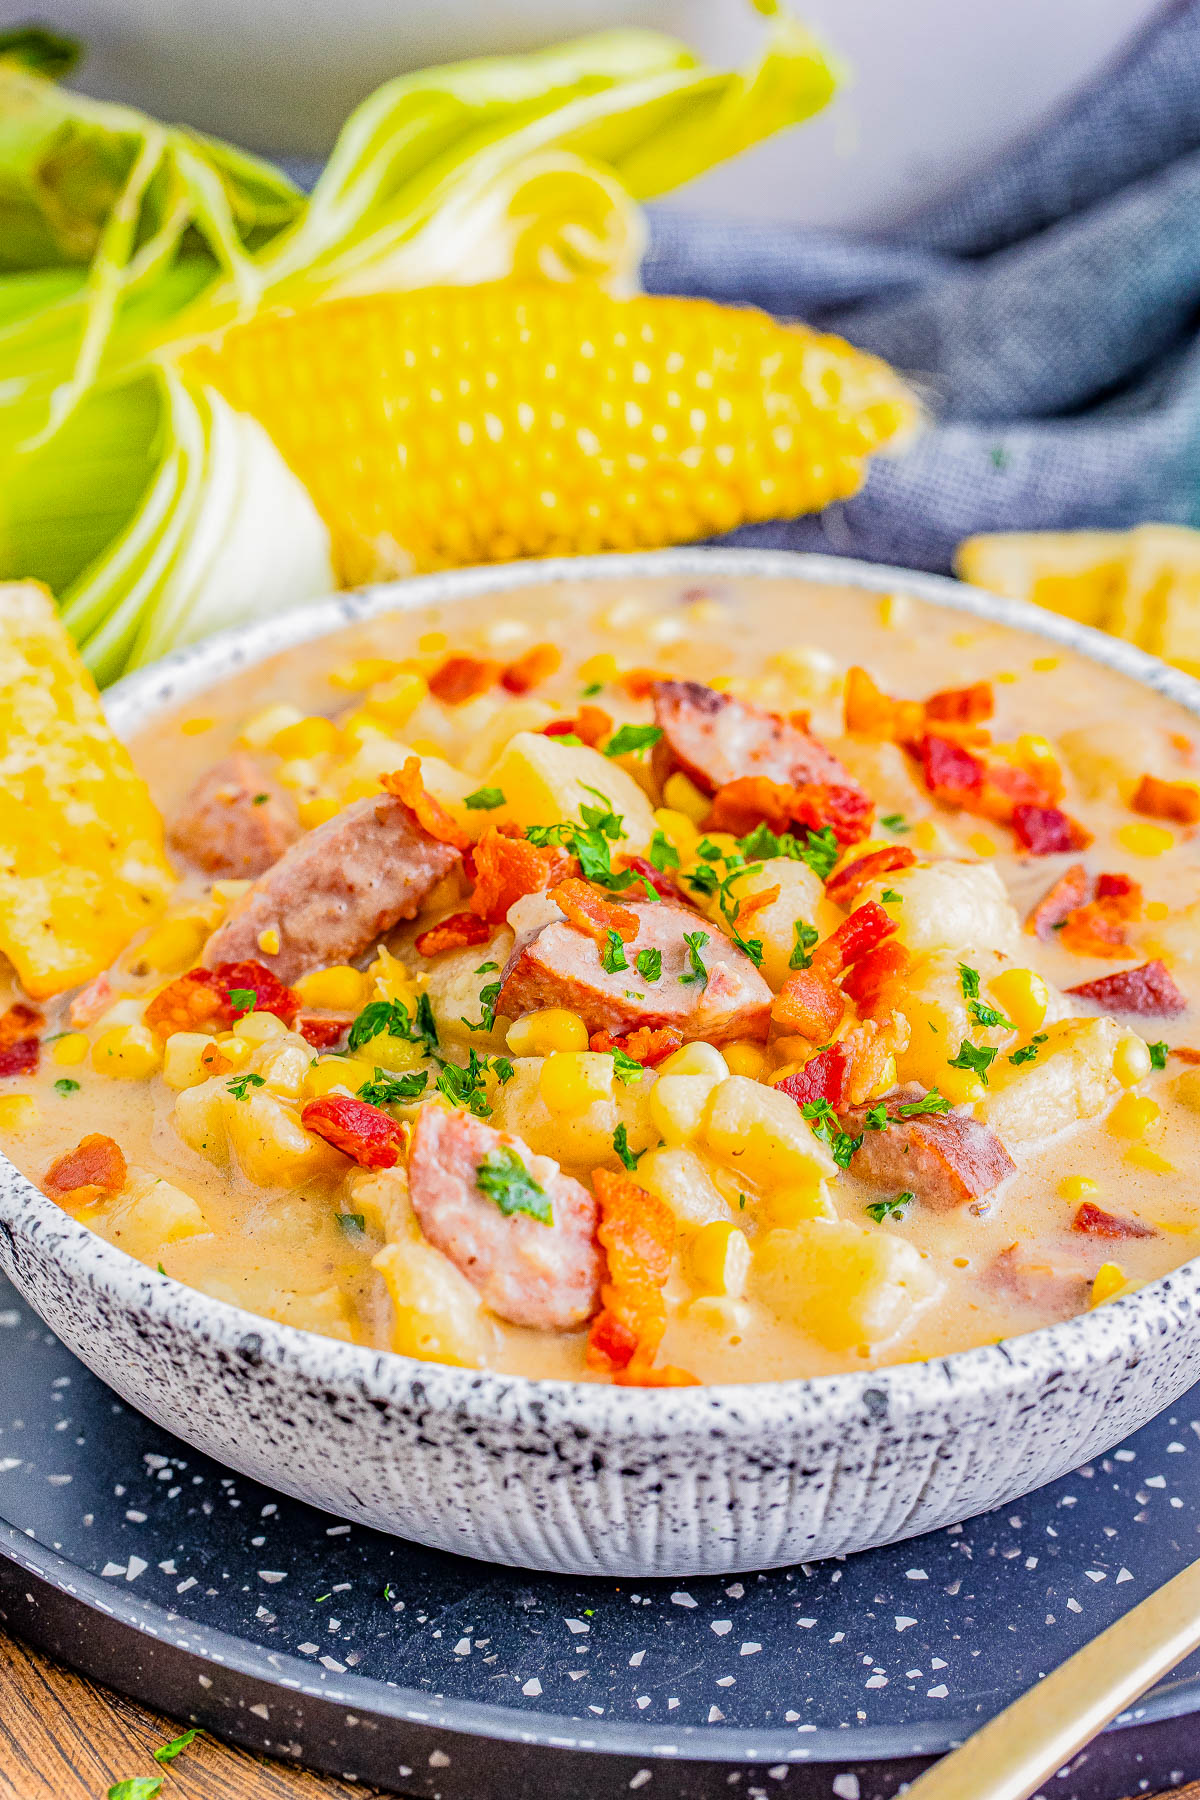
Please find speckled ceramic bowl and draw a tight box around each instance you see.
[3,548,1200,1579]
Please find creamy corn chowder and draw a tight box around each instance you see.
[5,573,1200,1386]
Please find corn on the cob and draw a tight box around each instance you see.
[189,284,916,581]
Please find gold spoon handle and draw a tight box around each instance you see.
[904,1559,1200,1800]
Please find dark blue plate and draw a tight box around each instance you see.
[1,1270,1198,1798]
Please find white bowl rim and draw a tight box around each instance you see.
[6,544,1200,1436]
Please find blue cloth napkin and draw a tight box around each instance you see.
[643,0,1200,574]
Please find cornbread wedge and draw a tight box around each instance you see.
[0,581,173,997]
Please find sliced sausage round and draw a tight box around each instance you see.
[407,1105,601,1330]
[203,794,461,983]
[169,751,300,878]
[652,679,862,795]
[497,897,772,1043]
[840,1086,1016,1211]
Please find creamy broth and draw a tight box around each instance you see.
[4,572,1200,1385]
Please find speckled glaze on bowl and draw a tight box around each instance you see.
[4,548,1200,1580]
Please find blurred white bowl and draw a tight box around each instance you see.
[46,0,1156,229]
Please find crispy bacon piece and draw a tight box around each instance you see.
[214,960,299,1025]
[551,878,638,949]
[844,666,924,742]
[297,1014,350,1050]
[1097,872,1139,900]
[428,654,500,705]
[1072,1202,1156,1240]
[1027,863,1090,938]
[1172,1046,1200,1064]
[840,940,911,1014]
[771,968,845,1042]
[469,826,573,923]
[1132,772,1200,825]
[704,775,873,846]
[0,1001,42,1077]
[0,1037,37,1077]
[44,1133,127,1205]
[69,976,112,1028]
[1012,803,1093,856]
[924,681,994,724]
[586,1168,675,1375]
[589,1024,684,1067]
[811,901,897,976]
[145,960,298,1039]
[825,845,916,907]
[621,667,670,701]
[921,733,985,803]
[501,643,562,694]
[615,854,686,903]
[415,911,494,957]
[774,1042,852,1109]
[838,1015,911,1107]
[736,882,781,921]
[301,1096,406,1169]
[542,704,613,748]
[1067,959,1187,1016]
[380,757,470,851]
[1060,875,1142,958]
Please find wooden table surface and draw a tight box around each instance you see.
[0,1625,1192,1800]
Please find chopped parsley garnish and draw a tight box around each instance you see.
[336,1213,366,1237]
[384,1583,396,1601]
[554,732,584,746]
[226,1072,266,1101]
[227,986,257,1011]
[107,1780,164,1800]
[648,830,680,873]
[958,964,981,1000]
[252,792,270,806]
[679,930,710,986]
[611,1049,645,1086]
[415,993,439,1050]
[801,1098,862,1169]
[879,813,910,833]
[684,862,719,897]
[464,785,505,810]
[601,929,629,974]
[969,999,1015,1031]
[476,1147,552,1223]
[732,929,764,967]
[880,888,903,904]
[948,1040,998,1084]
[799,826,840,881]
[437,1049,495,1118]
[348,995,437,1055]
[527,792,643,892]
[462,980,503,1034]
[866,1192,913,1223]
[613,1123,643,1170]
[789,920,819,970]
[474,961,499,974]
[636,947,662,983]
[863,1102,890,1131]
[737,822,785,861]
[696,838,724,860]
[356,1068,428,1106]
[53,1077,80,1095]
[893,1089,952,1117]
[605,723,663,759]
[1149,1040,1169,1070]
[581,680,604,697]
[1007,1033,1048,1066]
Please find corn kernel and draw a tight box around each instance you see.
[1091,1263,1126,1307]
[1125,1145,1176,1174]
[652,807,700,860]
[506,1008,590,1057]
[368,946,416,1006]
[658,1041,730,1081]
[304,1056,363,1100]
[1146,900,1170,920]
[688,1220,751,1298]
[724,1041,769,1081]
[989,967,1049,1035]
[911,817,958,854]
[213,1033,252,1067]
[51,1033,89,1067]
[1107,1093,1160,1138]
[349,1033,425,1074]
[329,656,404,691]
[365,671,428,729]
[1059,1174,1099,1202]
[298,796,341,831]
[1032,655,1061,673]
[937,1065,986,1107]
[162,1032,222,1090]
[0,1095,39,1131]
[295,966,371,1012]
[180,716,213,736]
[271,714,342,760]
[761,1184,838,1227]
[879,592,913,629]
[1112,1034,1152,1088]
[257,927,282,957]
[649,1072,719,1144]
[91,1023,161,1079]
[1117,821,1175,857]
[211,879,251,911]
[578,652,619,687]
[233,1011,289,1045]
[995,670,1018,684]
[418,631,448,653]
[968,831,997,857]
[538,1050,614,1114]
[662,771,711,825]
[130,915,208,976]
[238,702,303,748]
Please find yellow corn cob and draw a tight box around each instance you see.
[189,283,916,582]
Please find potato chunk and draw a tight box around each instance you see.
[174,1077,344,1186]
[374,1231,500,1366]
[857,860,1021,959]
[703,1075,835,1195]
[872,948,1016,1092]
[752,1220,939,1350]
[636,1146,734,1228]
[417,928,514,1050]
[701,856,834,991]
[80,1165,210,1266]
[488,1055,654,1171]
[979,1016,1126,1147]
[486,732,656,849]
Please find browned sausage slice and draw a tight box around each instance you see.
[841,1087,1016,1210]
[407,1105,601,1330]
[986,1245,1091,1319]
[202,795,461,983]
[497,897,772,1043]
[652,679,862,795]
[169,751,300,878]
